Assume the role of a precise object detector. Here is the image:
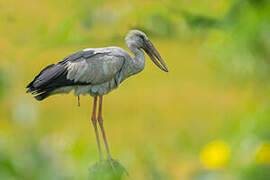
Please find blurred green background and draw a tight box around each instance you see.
[1,0,270,179]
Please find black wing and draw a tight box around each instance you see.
[26,50,96,101]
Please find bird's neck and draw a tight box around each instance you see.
[132,47,145,67]
[116,41,146,84]
[127,44,146,75]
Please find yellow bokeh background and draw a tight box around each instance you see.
[256,142,270,164]
[1,0,270,179]
[200,140,230,169]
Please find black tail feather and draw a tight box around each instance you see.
[26,63,67,100]
[26,62,90,101]
[34,90,53,101]
[26,88,33,93]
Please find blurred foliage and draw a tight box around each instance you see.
[0,139,69,180]
[88,159,128,180]
[255,142,270,164]
[1,0,270,179]
[240,164,270,180]
[0,69,5,100]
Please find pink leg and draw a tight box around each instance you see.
[97,95,112,159]
[91,97,103,161]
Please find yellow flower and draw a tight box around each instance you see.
[200,140,230,169]
[255,142,270,164]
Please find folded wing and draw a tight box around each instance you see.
[26,48,125,100]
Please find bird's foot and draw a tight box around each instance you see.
[109,158,129,177]
[89,158,129,179]
[107,158,116,171]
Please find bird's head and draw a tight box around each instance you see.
[125,30,169,72]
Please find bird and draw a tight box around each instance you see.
[26,30,168,161]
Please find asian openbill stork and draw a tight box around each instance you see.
[26,30,168,161]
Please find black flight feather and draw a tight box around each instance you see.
[26,50,96,101]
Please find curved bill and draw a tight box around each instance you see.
[143,40,168,72]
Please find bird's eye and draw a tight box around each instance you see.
[138,34,145,41]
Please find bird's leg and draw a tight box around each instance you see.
[97,95,112,160]
[91,97,103,161]
[77,96,80,107]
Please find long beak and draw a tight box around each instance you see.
[144,40,169,72]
